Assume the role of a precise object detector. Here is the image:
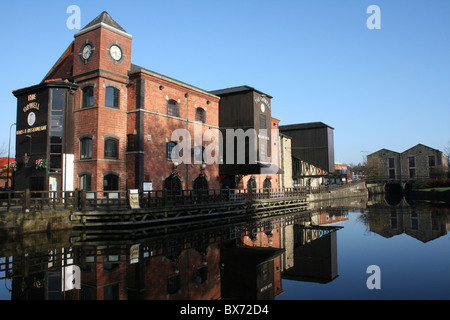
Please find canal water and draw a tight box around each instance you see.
[0,196,448,301]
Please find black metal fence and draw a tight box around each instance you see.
[0,183,356,213]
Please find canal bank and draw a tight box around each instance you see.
[0,182,368,236]
[307,181,368,205]
[0,209,73,236]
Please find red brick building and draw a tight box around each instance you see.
[13,12,220,193]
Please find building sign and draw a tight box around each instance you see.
[16,125,47,135]
[0,159,12,178]
[16,92,47,136]
[254,96,271,109]
[129,189,140,209]
[130,244,140,264]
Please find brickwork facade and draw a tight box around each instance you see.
[14,12,220,193]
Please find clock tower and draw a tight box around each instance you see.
[73,11,132,78]
[72,12,133,191]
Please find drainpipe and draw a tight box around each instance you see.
[185,93,189,189]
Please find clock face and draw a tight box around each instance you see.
[260,103,265,113]
[110,45,122,61]
[82,44,92,60]
[27,112,36,126]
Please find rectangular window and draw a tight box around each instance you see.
[389,169,395,179]
[104,139,118,159]
[105,87,119,108]
[82,86,94,108]
[388,158,395,168]
[260,114,266,130]
[166,142,177,161]
[80,174,91,191]
[81,138,92,159]
[428,156,435,167]
[408,157,415,168]
[127,134,135,152]
[409,168,415,178]
[50,155,62,170]
[292,158,302,177]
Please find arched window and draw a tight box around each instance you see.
[104,138,118,159]
[194,174,209,191]
[105,86,119,108]
[104,172,119,191]
[263,177,272,190]
[247,176,257,190]
[80,136,92,159]
[167,99,179,117]
[164,174,182,196]
[82,86,94,108]
[79,173,92,191]
[195,107,206,123]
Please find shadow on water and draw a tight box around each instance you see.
[0,194,448,301]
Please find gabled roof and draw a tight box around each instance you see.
[368,148,400,156]
[401,143,441,154]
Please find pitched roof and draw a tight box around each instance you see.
[129,64,220,99]
[75,11,131,38]
[81,11,127,33]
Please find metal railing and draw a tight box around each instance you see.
[0,183,358,213]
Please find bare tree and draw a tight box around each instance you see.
[0,142,8,157]
[444,139,450,157]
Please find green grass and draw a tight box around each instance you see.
[417,187,450,192]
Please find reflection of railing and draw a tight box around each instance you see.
[0,188,310,213]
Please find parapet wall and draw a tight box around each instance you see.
[308,181,369,203]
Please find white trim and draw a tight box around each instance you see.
[74,22,133,39]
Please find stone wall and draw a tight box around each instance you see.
[0,209,72,236]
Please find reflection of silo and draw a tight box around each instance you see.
[221,246,284,300]
[280,224,294,271]
[283,227,338,284]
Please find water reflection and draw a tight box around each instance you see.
[0,195,448,300]
[366,194,450,242]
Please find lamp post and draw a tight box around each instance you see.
[7,123,16,189]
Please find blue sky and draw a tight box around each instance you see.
[1,0,449,165]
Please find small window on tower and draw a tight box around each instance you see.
[82,86,94,108]
[105,87,119,108]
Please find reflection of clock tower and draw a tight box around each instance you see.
[72,12,132,191]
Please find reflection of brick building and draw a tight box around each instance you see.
[81,252,128,300]
[126,245,221,300]
[12,12,220,192]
